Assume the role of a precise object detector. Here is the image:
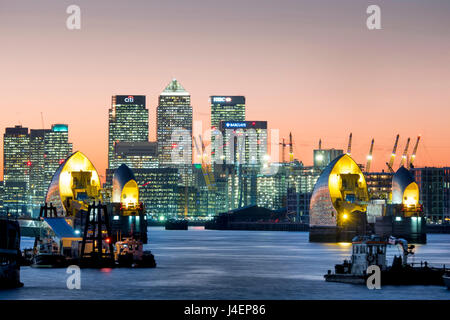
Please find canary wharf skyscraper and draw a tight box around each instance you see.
[3,125,30,216]
[157,79,193,166]
[210,96,245,164]
[2,124,73,217]
[29,124,72,216]
[108,95,148,169]
[210,96,245,130]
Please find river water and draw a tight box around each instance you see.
[1,227,449,300]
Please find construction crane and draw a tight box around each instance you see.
[408,135,421,169]
[193,135,216,191]
[365,139,375,173]
[289,132,294,162]
[399,137,411,168]
[346,133,352,156]
[387,134,400,173]
[279,138,287,163]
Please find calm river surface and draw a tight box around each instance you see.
[1,227,449,300]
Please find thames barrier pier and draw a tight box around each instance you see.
[309,154,369,242]
[29,151,155,268]
[309,154,426,243]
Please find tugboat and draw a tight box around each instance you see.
[0,219,23,288]
[31,238,68,268]
[324,235,446,286]
[114,238,156,268]
[31,217,82,268]
[165,218,188,230]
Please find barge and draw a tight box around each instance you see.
[165,219,188,230]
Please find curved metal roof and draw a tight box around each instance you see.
[309,154,369,227]
[112,164,136,203]
[392,166,416,204]
[45,151,101,214]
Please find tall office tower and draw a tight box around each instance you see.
[412,167,450,223]
[210,96,245,130]
[3,125,30,216]
[29,124,72,216]
[108,95,148,170]
[29,129,47,215]
[44,124,73,180]
[210,96,245,164]
[157,79,193,167]
[218,121,268,166]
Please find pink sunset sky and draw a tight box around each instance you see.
[1,0,450,180]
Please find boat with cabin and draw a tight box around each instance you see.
[324,235,446,286]
[114,238,156,268]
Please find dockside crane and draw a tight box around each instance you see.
[386,134,400,173]
[408,135,421,169]
[346,133,352,156]
[399,137,411,168]
[366,139,375,173]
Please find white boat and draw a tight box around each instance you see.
[325,235,446,286]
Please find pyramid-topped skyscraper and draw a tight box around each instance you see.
[160,78,189,96]
[157,79,193,167]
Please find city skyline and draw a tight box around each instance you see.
[0,84,445,182]
[2,0,450,180]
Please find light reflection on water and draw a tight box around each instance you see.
[1,227,449,300]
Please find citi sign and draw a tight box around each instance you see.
[213,97,232,103]
[124,96,134,103]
